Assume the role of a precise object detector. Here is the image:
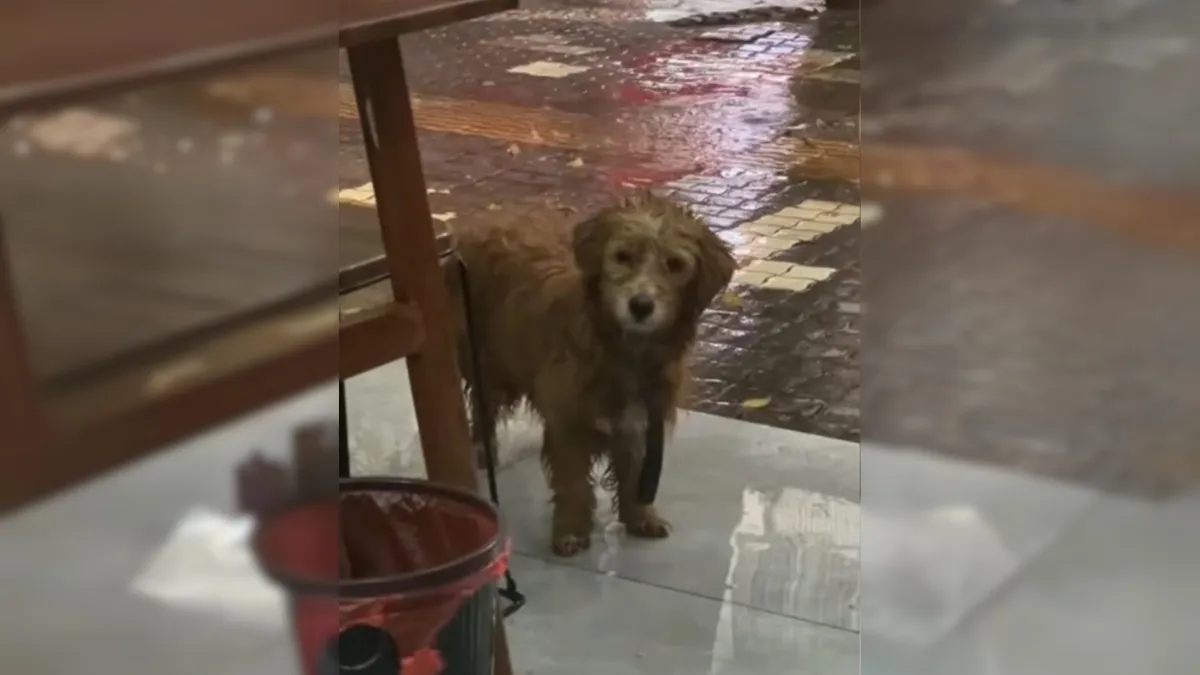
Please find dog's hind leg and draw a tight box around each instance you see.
[541,422,599,557]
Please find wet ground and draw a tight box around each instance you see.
[338,0,863,441]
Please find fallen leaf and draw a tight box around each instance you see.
[567,156,585,168]
[741,397,772,410]
[506,143,521,156]
[530,128,545,143]
[431,212,457,222]
[719,292,743,309]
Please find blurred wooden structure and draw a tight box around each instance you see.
[0,0,516,672]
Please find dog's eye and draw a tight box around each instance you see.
[613,250,634,265]
[665,256,686,274]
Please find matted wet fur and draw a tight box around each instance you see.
[448,191,736,557]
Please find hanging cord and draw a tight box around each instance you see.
[456,258,526,618]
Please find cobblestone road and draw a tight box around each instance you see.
[338,1,862,440]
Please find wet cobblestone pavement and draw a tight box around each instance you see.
[340,1,862,440]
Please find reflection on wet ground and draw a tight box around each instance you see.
[334,0,863,440]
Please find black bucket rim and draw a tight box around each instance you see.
[254,477,504,600]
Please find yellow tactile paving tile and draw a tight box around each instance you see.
[338,183,376,207]
[728,199,857,292]
[734,262,837,292]
[202,72,859,182]
[733,199,859,251]
[205,76,341,118]
[342,85,595,150]
[764,138,861,183]
[763,274,819,292]
[200,74,592,151]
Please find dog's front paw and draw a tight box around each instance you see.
[621,506,672,539]
[551,531,592,557]
[551,504,594,557]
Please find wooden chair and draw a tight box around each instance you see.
[0,1,517,672]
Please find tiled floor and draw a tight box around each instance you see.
[345,361,861,671]
[506,556,857,675]
[344,367,1200,674]
[912,494,1200,675]
[356,369,864,673]
[1,383,1195,673]
[496,414,859,633]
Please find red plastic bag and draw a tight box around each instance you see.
[254,479,508,675]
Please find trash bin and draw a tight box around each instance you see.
[253,477,509,675]
[437,583,497,675]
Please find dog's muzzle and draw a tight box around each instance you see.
[627,294,656,322]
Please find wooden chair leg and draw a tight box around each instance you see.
[345,40,478,493]
[0,217,43,453]
[493,610,514,675]
[346,39,515,675]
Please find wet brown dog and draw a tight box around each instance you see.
[449,191,736,557]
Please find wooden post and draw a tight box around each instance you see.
[0,217,44,456]
[345,39,514,674]
[345,40,478,493]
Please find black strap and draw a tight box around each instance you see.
[637,406,665,505]
[457,258,526,619]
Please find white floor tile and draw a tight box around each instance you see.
[917,493,1200,675]
[0,386,335,674]
[507,554,859,675]
[498,412,862,631]
[861,444,1100,664]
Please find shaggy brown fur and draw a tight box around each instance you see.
[448,192,736,557]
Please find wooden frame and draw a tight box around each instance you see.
[0,219,44,452]
[0,1,518,672]
[344,38,478,491]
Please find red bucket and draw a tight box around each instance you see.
[253,478,509,675]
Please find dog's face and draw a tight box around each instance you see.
[573,191,736,336]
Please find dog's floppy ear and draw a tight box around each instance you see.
[688,224,736,314]
[572,209,614,276]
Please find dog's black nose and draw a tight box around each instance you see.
[628,295,655,321]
